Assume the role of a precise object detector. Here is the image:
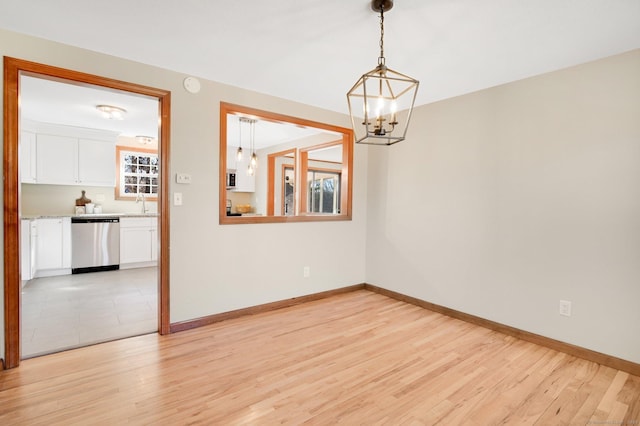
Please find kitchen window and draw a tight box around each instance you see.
[116,146,159,200]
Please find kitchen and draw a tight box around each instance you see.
[19,74,160,358]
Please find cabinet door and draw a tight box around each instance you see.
[61,218,71,269]
[78,138,115,186]
[36,134,78,185]
[120,227,154,264]
[35,218,65,270]
[20,131,37,183]
[20,220,32,281]
[150,224,158,262]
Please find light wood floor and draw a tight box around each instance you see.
[1,290,638,424]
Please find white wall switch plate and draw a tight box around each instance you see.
[303,266,310,278]
[559,300,572,317]
[176,173,191,184]
[174,192,183,206]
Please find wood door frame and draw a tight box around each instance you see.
[266,148,296,216]
[3,57,171,369]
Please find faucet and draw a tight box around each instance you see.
[136,192,148,214]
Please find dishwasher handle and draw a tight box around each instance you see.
[71,217,119,224]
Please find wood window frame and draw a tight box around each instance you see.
[220,102,353,224]
[115,146,159,200]
[299,140,347,215]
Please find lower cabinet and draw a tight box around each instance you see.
[34,217,71,277]
[120,217,158,268]
[20,219,36,284]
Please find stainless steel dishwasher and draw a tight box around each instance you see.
[71,216,120,274]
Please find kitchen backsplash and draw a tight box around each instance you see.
[21,184,157,216]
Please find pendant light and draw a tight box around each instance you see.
[241,118,258,176]
[236,117,244,161]
[347,0,419,145]
[250,119,258,168]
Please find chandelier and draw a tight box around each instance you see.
[347,0,419,145]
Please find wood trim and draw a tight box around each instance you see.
[266,148,296,216]
[2,57,172,368]
[157,87,171,336]
[364,283,640,377]
[299,149,309,214]
[299,139,349,217]
[342,132,353,218]
[219,104,229,223]
[267,156,275,215]
[170,284,366,333]
[3,57,21,369]
[219,102,353,225]
[114,146,159,201]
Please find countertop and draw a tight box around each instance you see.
[21,213,159,220]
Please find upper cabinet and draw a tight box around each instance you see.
[36,133,78,184]
[19,131,37,183]
[22,121,117,187]
[78,138,116,186]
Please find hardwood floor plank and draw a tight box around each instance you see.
[1,290,638,424]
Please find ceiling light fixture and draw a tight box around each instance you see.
[96,104,127,120]
[237,117,244,161]
[347,0,419,145]
[239,117,258,176]
[136,136,155,145]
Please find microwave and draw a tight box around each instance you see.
[226,171,236,189]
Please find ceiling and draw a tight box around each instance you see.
[20,76,160,138]
[2,0,639,117]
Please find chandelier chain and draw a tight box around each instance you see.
[378,5,385,66]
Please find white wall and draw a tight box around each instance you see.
[366,49,640,363]
[0,29,369,360]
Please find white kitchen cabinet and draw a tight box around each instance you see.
[20,131,37,183]
[120,217,158,268]
[35,134,115,187]
[20,219,34,283]
[36,133,78,185]
[78,138,116,186]
[34,217,71,277]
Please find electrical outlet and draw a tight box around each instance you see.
[303,266,310,278]
[559,300,572,317]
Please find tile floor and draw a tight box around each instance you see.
[21,267,158,358]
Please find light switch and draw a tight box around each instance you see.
[174,192,183,206]
[176,173,191,184]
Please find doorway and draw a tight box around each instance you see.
[3,57,171,369]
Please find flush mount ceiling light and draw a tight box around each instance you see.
[135,135,155,145]
[96,104,127,120]
[347,0,419,145]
